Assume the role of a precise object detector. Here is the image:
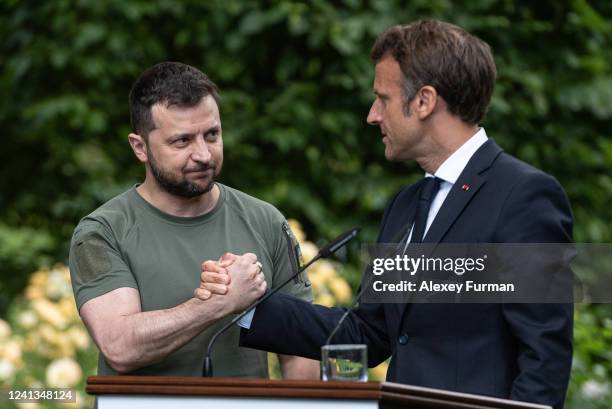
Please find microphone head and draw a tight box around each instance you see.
[319,227,361,258]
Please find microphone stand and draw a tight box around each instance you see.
[324,227,414,347]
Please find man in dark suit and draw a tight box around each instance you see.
[196,20,573,409]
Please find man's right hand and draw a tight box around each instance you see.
[194,253,267,313]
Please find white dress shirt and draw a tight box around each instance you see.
[404,127,489,244]
[240,128,489,329]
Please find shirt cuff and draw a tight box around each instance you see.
[238,308,255,329]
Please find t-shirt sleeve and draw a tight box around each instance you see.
[270,218,313,303]
[68,220,138,311]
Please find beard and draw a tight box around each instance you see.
[147,148,220,198]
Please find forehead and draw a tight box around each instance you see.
[151,95,220,132]
[373,55,404,92]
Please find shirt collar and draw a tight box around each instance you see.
[425,128,489,184]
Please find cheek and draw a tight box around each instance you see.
[167,151,192,170]
[390,107,412,131]
[384,113,400,135]
[171,150,190,162]
[212,143,223,161]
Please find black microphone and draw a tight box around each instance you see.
[203,226,361,377]
[318,228,360,258]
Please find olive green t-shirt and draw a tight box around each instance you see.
[68,183,311,377]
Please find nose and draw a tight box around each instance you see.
[191,136,212,163]
[367,101,382,125]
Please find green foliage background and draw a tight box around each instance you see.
[1,0,611,407]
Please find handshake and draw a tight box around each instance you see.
[193,253,267,313]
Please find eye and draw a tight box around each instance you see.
[173,137,190,147]
[206,129,220,141]
[373,94,386,108]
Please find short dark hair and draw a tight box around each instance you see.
[371,20,496,125]
[129,62,219,138]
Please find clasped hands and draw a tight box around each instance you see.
[194,252,266,313]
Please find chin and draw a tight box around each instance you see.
[186,180,212,194]
[384,150,399,162]
[201,182,215,194]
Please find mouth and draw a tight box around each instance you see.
[186,165,214,173]
[186,168,214,177]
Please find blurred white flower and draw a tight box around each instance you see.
[0,319,11,339]
[314,260,337,281]
[307,271,325,291]
[593,363,607,378]
[300,242,318,262]
[25,285,45,300]
[30,270,48,287]
[581,379,610,400]
[328,277,352,303]
[55,334,76,358]
[67,327,90,350]
[2,339,23,366]
[17,310,38,329]
[0,358,16,382]
[317,293,335,307]
[287,219,305,243]
[58,298,79,323]
[23,330,42,352]
[46,358,82,388]
[32,298,68,329]
[47,269,72,300]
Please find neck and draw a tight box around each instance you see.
[137,179,220,217]
[415,119,480,174]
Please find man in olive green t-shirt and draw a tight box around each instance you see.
[68,62,318,378]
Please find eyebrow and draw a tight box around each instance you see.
[373,89,389,98]
[204,125,221,135]
[169,132,194,140]
[169,125,221,140]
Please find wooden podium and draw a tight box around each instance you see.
[87,376,552,409]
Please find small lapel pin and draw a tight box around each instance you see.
[462,184,470,192]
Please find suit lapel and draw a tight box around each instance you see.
[391,199,419,243]
[424,139,503,244]
[396,139,503,329]
[380,183,421,244]
[423,174,485,244]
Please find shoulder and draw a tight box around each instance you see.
[488,153,573,242]
[72,188,138,242]
[221,184,286,224]
[220,184,289,245]
[491,152,567,200]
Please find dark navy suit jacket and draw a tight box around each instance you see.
[241,140,573,409]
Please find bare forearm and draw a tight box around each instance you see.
[84,254,266,373]
[103,297,227,372]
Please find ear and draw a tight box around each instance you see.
[414,85,438,120]
[128,133,148,163]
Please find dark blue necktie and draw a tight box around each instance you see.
[411,177,442,244]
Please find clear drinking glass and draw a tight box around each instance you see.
[320,344,368,382]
